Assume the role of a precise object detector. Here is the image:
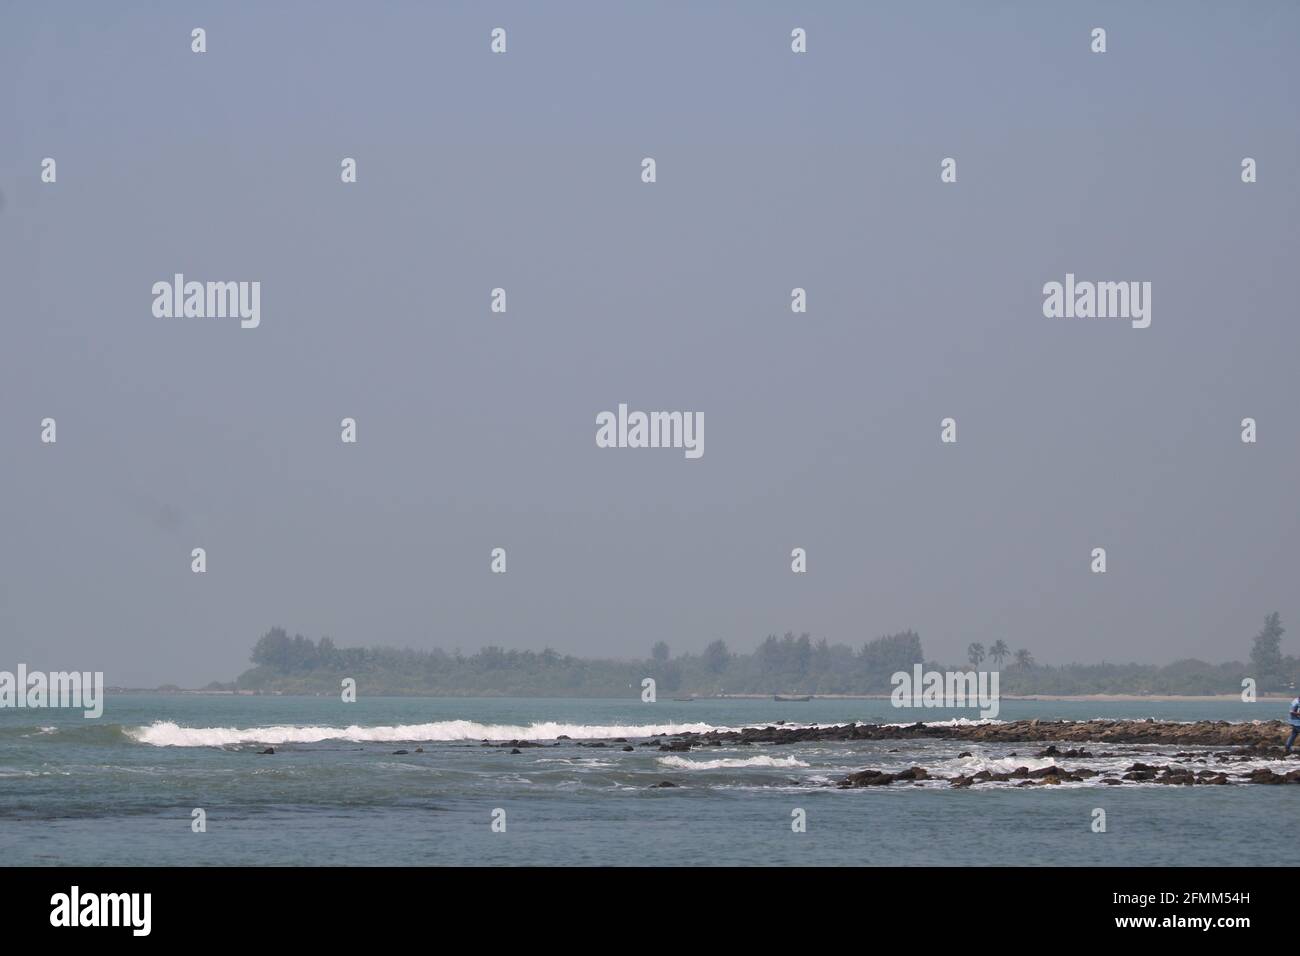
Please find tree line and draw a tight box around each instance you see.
[221,613,1293,697]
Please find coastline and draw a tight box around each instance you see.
[107,688,1294,702]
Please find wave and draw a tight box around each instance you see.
[657,755,809,770]
[938,754,1061,774]
[128,720,730,747]
[884,717,1006,728]
[1,723,131,745]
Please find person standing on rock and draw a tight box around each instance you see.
[1287,696,1300,755]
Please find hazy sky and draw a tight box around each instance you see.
[2,1,1298,686]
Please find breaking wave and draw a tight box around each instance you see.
[885,717,1006,728]
[128,720,731,747]
[657,755,810,770]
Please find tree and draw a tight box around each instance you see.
[660,659,683,692]
[1013,648,1035,671]
[703,639,730,675]
[651,641,670,663]
[317,636,338,667]
[989,640,1009,668]
[860,630,924,689]
[967,642,986,668]
[1250,612,1285,688]
[251,627,293,669]
[793,632,813,678]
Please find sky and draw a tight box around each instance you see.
[1,1,1298,686]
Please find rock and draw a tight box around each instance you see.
[649,718,1297,750]
[839,766,930,788]
[958,751,973,758]
[622,745,634,752]
[1038,745,1092,758]
[839,770,895,788]
[650,781,678,788]
[1247,768,1286,784]
[510,748,522,754]
[257,747,275,755]
[392,749,409,755]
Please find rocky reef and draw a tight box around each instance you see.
[649,719,1300,788]
[668,718,1290,749]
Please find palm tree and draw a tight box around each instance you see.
[1013,648,1035,671]
[966,642,986,669]
[989,640,1009,668]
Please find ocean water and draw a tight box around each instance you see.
[1,694,1294,866]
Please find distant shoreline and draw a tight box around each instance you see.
[108,688,1293,703]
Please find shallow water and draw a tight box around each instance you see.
[1,694,1293,865]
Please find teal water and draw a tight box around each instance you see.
[1,695,1294,866]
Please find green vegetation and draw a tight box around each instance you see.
[228,614,1296,698]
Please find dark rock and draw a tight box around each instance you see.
[658,740,692,752]
[839,766,930,788]
[643,718,1298,750]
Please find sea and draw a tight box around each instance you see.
[1,694,1293,866]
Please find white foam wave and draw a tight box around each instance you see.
[657,755,809,770]
[885,717,1006,728]
[938,754,1061,774]
[128,720,728,747]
